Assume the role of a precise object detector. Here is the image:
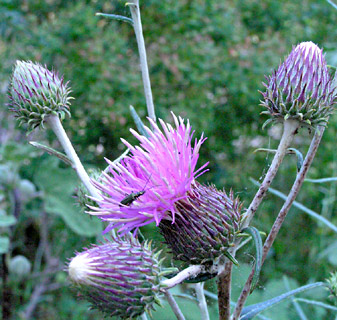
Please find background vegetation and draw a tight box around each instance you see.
[0,0,336,319]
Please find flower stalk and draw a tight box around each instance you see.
[46,114,101,199]
[128,0,156,121]
[217,259,234,320]
[232,124,327,319]
[161,265,204,289]
[195,283,210,320]
[242,119,299,228]
[164,291,186,320]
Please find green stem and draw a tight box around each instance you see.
[46,115,101,199]
[232,125,326,319]
[128,0,156,121]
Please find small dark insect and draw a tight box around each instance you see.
[119,174,152,207]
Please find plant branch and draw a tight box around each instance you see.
[195,282,210,320]
[161,265,204,289]
[46,115,101,199]
[217,260,233,320]
[128,0,156,121]
[164,290,186,320]
[242,119,300,228]
[232,125,326,319]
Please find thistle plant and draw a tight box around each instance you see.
[4,2,337,320]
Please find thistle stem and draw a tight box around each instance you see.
[128,0,156,121]
[46,115,101,199]
[217,260,233,320]
[195,283,210,320]
[165,291,185,320]
[161,265,203,289]
[242,119,300,228]
[232,125,326,320]
[141,313,148,320]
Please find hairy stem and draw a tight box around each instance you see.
[129,0,156,121]
[217,261,233,320]
[242,119,300,228]
[46,115,101,199]
[165,291,186,320]
[195,283,210,320]
[232,125,326,319]
[161,265,203,289]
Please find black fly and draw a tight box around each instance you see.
[119,175,152,207]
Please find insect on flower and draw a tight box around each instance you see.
[119,174,153,207]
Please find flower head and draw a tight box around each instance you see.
[159,183,243,266]
[68,237,163,318]
[8,61,72,130]
[261,41,336,128]
[89,113,208,234]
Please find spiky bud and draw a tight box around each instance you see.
[8,61,72,130]
[159,183,243,267]
[261,42,336,128]
[68,237,164,319]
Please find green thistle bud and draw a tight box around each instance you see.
[8,255,32,280]
[159,183,243,267]
[8,61,73,130]
[261,42,336,128]
[68,236,164,319]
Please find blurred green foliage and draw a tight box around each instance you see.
[0,0,336,319]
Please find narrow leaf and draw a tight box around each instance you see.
[288,148,304,172]
[29,141,73,167]
[283,276,308,320]
[305,177,337,183]
[250,178,337,233]
[242,227,263,293]
[327,0,337,10]
[224,250,239,266]
[295,298,337,311]
[96,12,134,25]
[240,282,327,320]
[130,105,150,138]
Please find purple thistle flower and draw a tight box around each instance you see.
[261,41,336,128]
[8,61,72,130]
[68,236,164,318]
[159,182,243,266]
[89,113,208,234]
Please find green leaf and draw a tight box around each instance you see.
[288,148,304,172]
[0,236,10,254]
[34,158,102,237]
[29,141,73,167]
[0,215,17,227]
[242,227,263,293]
[95,12,133,25]
[240,282,327,320]
[250,178,337,234]
[130,105,150,138]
